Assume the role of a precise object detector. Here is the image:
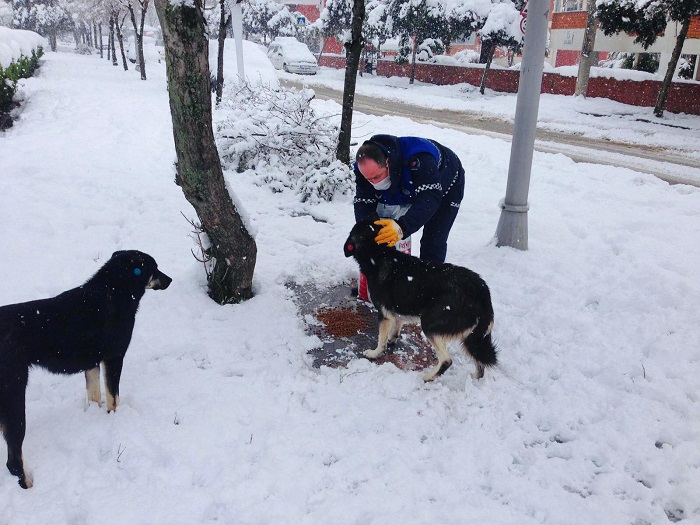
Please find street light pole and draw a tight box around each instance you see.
[495,0,549,250]
[232,0,245,79]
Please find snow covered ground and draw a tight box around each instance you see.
[0,45,699,524]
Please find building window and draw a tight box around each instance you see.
[556,0,582,12]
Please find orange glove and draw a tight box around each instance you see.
[374,219,403,247]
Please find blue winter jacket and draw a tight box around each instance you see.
[353,135,463,237]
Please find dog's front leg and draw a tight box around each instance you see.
[2,369,33,488]
[364,316,397,360]
[387,319,404,347]
[85,366,102,407]
[102,358,124,412]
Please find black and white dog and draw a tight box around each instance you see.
[0,250,171,489]
[344,217,497,382]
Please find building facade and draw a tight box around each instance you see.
[549,0,700,80]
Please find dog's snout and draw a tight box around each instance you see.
[147,270,172,290]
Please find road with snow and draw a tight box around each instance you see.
[284,80,700,187]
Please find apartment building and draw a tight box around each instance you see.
[549,0,700,80]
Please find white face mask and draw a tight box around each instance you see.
[371,177,391,191]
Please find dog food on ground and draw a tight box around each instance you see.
[315,305,374,338]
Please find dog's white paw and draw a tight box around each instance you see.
[363,348,384,360]
[423,360,452,382]
[20,472,33,490]
[471,363,486,380]
[423,370,438,382]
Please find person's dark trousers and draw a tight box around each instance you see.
[419,168,465,263]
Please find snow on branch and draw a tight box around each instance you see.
[215,82,353,204]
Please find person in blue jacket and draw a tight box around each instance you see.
[353,134,465,263]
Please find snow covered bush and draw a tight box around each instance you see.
[416,38,445,61]
[452,49,480,64]
[0,27,44,111]
[394,35,411,64]
[599,51,631,69]
[599,51,659,74]
[677,56,693,79]
[215,81,353,203]
[75,43,93,55]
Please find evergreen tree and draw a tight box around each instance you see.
[266,4,297,39]
[597,0,700,116]
[242,0,285,44]
[13,0,72,51]
[364,0,390,55]
[447,0,484,42]
[477,1,522,94]
[317,0,353,41]
[447,0,523,93]
[312,0,352,58]
[387,0,451,83]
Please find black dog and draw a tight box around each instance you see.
[344,217,497,382]
[0,250,171,489]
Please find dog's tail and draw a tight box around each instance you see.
[463,316,498,379]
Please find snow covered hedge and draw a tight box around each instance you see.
[0,27,46,110]
[215,82,353,204]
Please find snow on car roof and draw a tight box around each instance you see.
[271,38,316,62]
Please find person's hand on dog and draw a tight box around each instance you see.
[374,219,403,247]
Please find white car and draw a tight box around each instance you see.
[267,38,317,75]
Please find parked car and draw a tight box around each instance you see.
[267,38,317,75]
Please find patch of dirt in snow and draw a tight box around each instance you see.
[290,282,436,371]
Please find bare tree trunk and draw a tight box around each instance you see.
[632,53,640,69]
[110,15,118,66]
[654,17,690,118]
[336,0,365,164]
[116,14,129,71]
[317,37,329,65]
[93,22,98,50]
[154,0,257,304]
[138,4,148,78]
[574,2,597,96]
[99,23,104,59]
[409,35,416,84]
[107,19,112,61]
[479,41,496,95]
[128,1,149,80]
